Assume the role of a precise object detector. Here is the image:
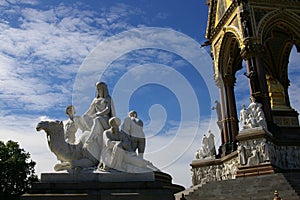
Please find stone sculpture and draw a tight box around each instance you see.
[191,157,239,185]
[247,144,260,166]
[82,81,116,162]
[195,130,216,159]
[237,138,300,169]
[239,97,267,130]
[100,117,159,172]
[239,104,249,130]
[64,105,77,144]
[207,130,216,157]
[64,105,90,144]
[237,142,247,165]
[37,81,160,173]
[121,110,145,158]
[36,120,98,171]
[212,100,222,130]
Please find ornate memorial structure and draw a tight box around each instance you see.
[22,82,184,200]
[176,0,300,199]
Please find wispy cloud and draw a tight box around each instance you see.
[0,2,144,117]
[288,46,300,112]
[0,0,159,180]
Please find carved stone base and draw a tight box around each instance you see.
[236,163,277,178]
[272,109,299,127]
[236,127,272,141]
[191,152,239,186]
[236,127,300,173]
[21,171,184,200]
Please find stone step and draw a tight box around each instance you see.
[177,173,300,200]
[188,191,299,200]
[174,184,204,200]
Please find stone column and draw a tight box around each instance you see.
[241,43,273,129]
[223,74,239,150]
[216,78,228,145]
[254,56,273,126]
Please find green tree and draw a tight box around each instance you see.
[0,140,38,199]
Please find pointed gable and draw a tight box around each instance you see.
[205,0,233,40]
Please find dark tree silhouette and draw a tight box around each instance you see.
[0,140,38,199]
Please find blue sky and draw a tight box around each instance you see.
[0,0,299,188]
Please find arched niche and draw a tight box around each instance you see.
[217,31,243,150]
[258,11,300,126]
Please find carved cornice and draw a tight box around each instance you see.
[191,151,238,168]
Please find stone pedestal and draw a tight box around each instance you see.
[21,171,184,200]
[272,109,299,127]
[235,127,275,177]
[190,152,238,186]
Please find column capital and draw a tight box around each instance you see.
[241,38,264,59]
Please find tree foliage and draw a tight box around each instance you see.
[0,140,38,199]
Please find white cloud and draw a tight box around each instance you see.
[6,0,39,5]
[288,46,300,113]
[0,2,145,116]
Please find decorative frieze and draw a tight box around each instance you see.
[237,136,300,169]
[191,156,239,186]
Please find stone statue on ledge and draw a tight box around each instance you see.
[195,130,216,160]
[239,97,267,130]
[212,100,222,130]
[36,81,160,174]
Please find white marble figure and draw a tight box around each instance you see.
[212,100,222,130]
[195,134,208,159]
[255,103,267,129]
[215,166,222,181]
[37,81,165,173]
[239,97,267,130]
[239,104,249,130]
[247,144,260,166]
[36,121,98,171]
[207,130,216,157]
[259,139,270,162]
[82,82,116,162]
[64,105,77,144]
[64,105,90,144]
[237,142,247,165]
[121,110,145,158]
[195,130,216,159]
[100,117,159,173]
